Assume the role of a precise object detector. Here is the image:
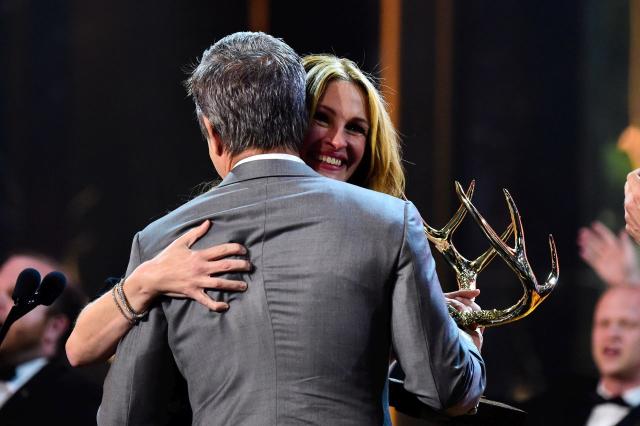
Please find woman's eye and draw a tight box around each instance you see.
[313,111,330,125]
[346,123,368,136]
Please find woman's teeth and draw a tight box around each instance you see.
[318,155,343,166]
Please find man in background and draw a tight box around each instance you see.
[0,253,101,425]
[525,286,640,425]
[584,286,640,425]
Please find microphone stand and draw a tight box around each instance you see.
[0,301,38,348]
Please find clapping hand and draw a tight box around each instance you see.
[578,221,639,287]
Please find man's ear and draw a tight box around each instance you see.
[202,116,224,157]
[42,314,69,357]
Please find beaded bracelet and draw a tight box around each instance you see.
[112,285,135,325]
[115,278,148,322]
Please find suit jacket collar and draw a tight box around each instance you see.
[217,159,320,188]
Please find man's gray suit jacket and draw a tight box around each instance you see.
[98,159,485,426]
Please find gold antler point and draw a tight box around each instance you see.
[425,180,559,328]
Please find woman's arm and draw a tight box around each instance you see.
[66,220,251,366]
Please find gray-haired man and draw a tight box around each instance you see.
[98,32,485,425]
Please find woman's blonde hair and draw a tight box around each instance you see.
[303,54,405,198]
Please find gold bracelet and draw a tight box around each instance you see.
[115,278,148,322]
[112,285,134,325]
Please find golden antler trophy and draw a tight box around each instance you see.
[424,181,559,328]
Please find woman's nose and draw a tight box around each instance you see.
[326,127,348,150]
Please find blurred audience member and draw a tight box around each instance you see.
[578,221,640,287]
[625,169,640,244]
[524,286,640,425]
[586,286,640,425]
[0,253,101,426]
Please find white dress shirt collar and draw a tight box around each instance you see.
[598,382,640,406]
[586,382,640,426]
[0,357,48,408]
[233,153,304,169]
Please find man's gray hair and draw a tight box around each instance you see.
[185,32,308,156]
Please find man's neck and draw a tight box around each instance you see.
[601,376,640,396]
[214,148,300,178]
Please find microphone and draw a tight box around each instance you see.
[12,268,41,305]
[35,271,66,306]
[0,269,67,348]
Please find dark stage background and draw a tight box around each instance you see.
[0,0,633,406]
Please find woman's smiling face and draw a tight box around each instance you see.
[300,80,369,182]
